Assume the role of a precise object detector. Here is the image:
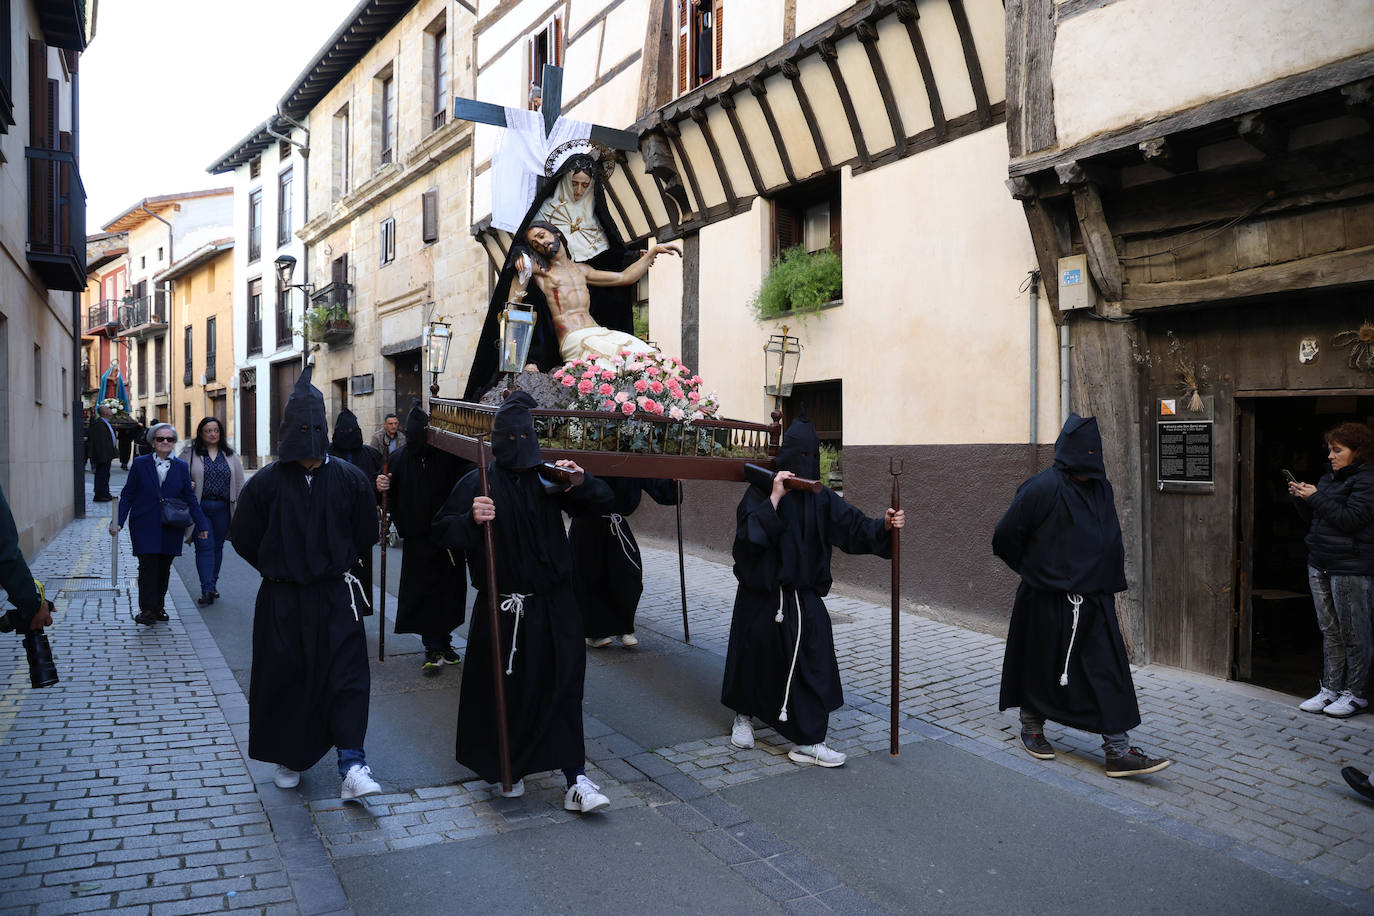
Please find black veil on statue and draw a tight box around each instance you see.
[463,152,637,400]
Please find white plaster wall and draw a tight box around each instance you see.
[795,0,854,37]
[1054,0,1374,147]
[722,3,785,75]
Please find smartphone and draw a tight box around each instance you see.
[1282,469,1298,484]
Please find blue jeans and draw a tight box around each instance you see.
[337,747,366,777]
[195,498,232,595]
[1308,567,1373,698]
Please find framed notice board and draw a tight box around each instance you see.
[1157,418,1214,491]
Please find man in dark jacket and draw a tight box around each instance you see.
[328,409,384,614]
[87,405,119,502]
[994,414,1171,777]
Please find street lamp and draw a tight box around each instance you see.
[274,254,315,368]
[427,317,452,399]
[763,324,803,411]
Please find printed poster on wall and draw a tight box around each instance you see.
[1157,420,1213,486]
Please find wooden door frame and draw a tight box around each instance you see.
[1234,399,1256,680]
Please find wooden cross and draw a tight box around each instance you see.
[452,64,639,152]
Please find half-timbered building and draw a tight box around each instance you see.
[1006,0,1374,686]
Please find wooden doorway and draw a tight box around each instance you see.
[239,372,258,469]
[390,349,422,419]
[268,359,302,458]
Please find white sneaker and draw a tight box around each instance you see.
[486,778,525,798]
[1324,690,1369,719]
[619,633,639,648]
[586,637,614,648]
[340,764,381,800]
[788,743,847,768]
[730,715,755,749]
[1300,687,1339,713]
[564,775,610,813]
[273,765,300,789]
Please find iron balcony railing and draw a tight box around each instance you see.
[247,318,263,356]
[87,299,123,334]
[118,297,167,334]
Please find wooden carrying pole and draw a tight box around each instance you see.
[889,458,903,756]
[377,452,389,662]
[477,437,515,793]
[676,480,689,644]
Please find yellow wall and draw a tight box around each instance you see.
[168,250,236,445]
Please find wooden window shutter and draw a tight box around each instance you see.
[422,190,438,243]
[677,1,688,94]
[28,40,47,146]
[829,183,842,255]
[333,254,349,287]
[714,0,724,74]
[773,201,797,262]
[554,13,564,65]
[45,79,58,147]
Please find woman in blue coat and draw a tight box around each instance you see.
[110,423,209,625]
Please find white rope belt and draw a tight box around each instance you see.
[1059,593,1084,686]
[343,571,366,622]
[604,513,640,571]
[777,591,803,723]
[500,593,531,675]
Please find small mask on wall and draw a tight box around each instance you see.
[1299,338,1319,364]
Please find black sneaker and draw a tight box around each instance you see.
[155,609,169,621]
[440,646,461,665]
[1341,766,1374,803]
[422,649,443,671]
[197,594,214,607]
[133,611,157,626]
[1020,731,1055,760]
[1105,747,1173,777]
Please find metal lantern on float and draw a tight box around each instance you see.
[763,324,803,401]
[427,317,452,397]
[498,304,538,374]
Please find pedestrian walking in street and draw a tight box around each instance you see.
[722,415,903,769]
[328,408,384,613]
[228,367,383,801]
[0,482,57,684]
[179,417,245,607]
[369,412,406,457]
[994,414,1172,777]
[374,403,470,671]
[574,477,679,649]
[1289,421,1374,718]
[87,404,119,502]
[433,392,616,812]
[110,424,210,626]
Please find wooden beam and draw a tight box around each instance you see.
[1121,244,1374,311]
[616,151,658,232]
[1022,197,1064,315]
[781,60,832,173]
[663,120,706,216]
[637,0,676,118]
[946,0,992,124]
[640,127,690,218]
[856,20,906,153]
[1024,0,1056,153]
[1138,137,1196,174]
[1234,112,1287,158]
[1057,163,1124,300]
[1004,0,1026,155]
[895,2,946,138]
[689,107,738,207]
[749,76,797,185]
[600,173,638,241]
[818,37,871,167]
[719,91,767,195]
[1341,78,1374,124]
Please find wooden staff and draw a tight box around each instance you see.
[676,479,689,644]
[889,457,903,757]
[476,436,515,793]
[378,451,389,662]
[744,463,822,493]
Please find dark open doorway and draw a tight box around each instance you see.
[390,349,423,419]
[1237,394,1374,696]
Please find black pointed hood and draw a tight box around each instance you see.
[774,416,820,480]
[277,365,329,462]
[331,409,364,451]
[491,391,542,469]
[1053,414,1107,480]
[403,401,430,456]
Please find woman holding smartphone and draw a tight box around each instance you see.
[1289,422,1374,718]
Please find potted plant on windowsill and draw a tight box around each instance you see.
[749,246,842,322]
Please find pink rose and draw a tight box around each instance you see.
[646,366,660,378]
[637,396,649,408]
[598,383,614,396]
[688,390,700,402]
[602,400,615,411]
[577,379,594,395]
[669,406,684,420]
[691,375,702,385]
[651,402,665,416]
[620,401,636,416]
[614,391,630,403]
[581,369,596,380]
[634,379,648,393]
[666,380,683,396]
[562,375,576,387]
[649,380,664,395]
[601,370,614,380]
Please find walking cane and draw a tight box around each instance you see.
[377,452,389,662]
[676,480,690,644]
[889,457,903,757]
[477,436,515,793]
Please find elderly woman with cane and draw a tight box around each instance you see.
[110,423,209,625]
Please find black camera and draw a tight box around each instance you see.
[0,583,59,688]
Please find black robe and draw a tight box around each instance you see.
[433,465,613,783]
[993,415,1141,735]
[388,444,471,637]
[327,442,383,616]
[721,485,891,746]
[570,477,679,639]
[462,156,634,400]
[228,457,379,771]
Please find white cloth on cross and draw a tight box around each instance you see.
[490,108,591,233]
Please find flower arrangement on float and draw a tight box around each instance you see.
[551,349,719,420]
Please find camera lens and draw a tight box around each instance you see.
[22,631,59,688]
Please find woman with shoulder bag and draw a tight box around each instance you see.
[179,417,246,606]
[1290,421,1374,718]
[110,423,209,625]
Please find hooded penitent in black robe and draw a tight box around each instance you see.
[389,404,471,637]
[721,418,892,746]
[462,153,635,400]
[328,409,384,615]
[993,413,1140,735]
[571,477,680,639]
[432,392,613,783]
[228,367,379,771]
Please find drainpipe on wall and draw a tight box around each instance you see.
[72,67,84,519]
[1059,319,1072,421]
[1026,269,1040,447]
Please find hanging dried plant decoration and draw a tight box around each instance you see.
[1166,330,1205,412]
[1332,323,1374,372]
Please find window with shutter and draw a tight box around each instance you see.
[526,16,564,109]
[422,190,438,244]
[380,218,395,265]
[770,172,842,266]
[0,0,13,129]
[28,40,47,146]
[677,1,688,95]
[714,0,724,75]
[332,254,349,287]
